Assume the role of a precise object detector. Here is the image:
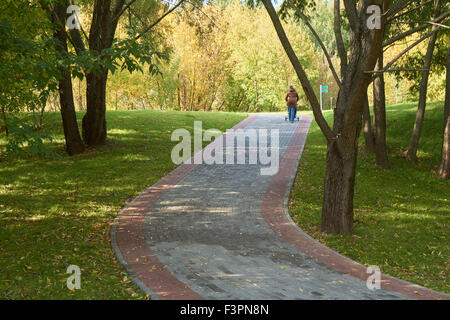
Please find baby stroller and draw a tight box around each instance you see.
[284,107,300,122]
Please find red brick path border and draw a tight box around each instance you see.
[112,114,258,300]
[261,115,449,300]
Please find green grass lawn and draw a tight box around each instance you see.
[290,101,449,294]
[0,110,247,299]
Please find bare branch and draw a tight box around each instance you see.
[368,28,438,76]
[386,0,412,18]
[285,0,341,88]
[112,0,139,23]
[388,20,450,29]
[387,0,433,23]
[383,10,450,47]
[135,0,186,41]
[186,0,226,33]
[366,68,430,73]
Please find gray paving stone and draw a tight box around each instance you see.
[142,114,409,300]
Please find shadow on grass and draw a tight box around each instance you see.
[0,109,247,299]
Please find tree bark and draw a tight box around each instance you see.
[437,39,450,179]
[372,47,390,168]
[322,103,362,233]
[1,106,8,136]
[362,92,375,152]
[406,1,441,163]
[50,2,85,155]
[82,71,108,145]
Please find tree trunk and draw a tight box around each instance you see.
[59,74,86,155]
[362,92,375,152]
[321,141,358,233]
[82,71,108,146]
[372,48,390,168]
[1,107,8,136]
[254,78,259,111]
[78,79,83,111]
[39,103,46,128]
[406,1,441,163]
[321,96,363,234]
[52,3,85,155]
[262,0,385,234]
[81,0,122,146]
[438,40,450,179]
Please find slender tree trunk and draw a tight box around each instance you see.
[406,1,441,163]
[115,86,118,111]
[78,79,83,111]
[39,103,45,128]
[372,48,390,168]
[177,73,181,109]
[438,40,450,179]
[1,107,8,136]
[254,78,258,111]
[362,92,375,152]
[51,3,85,155]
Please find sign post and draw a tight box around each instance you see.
[320,85,328,110]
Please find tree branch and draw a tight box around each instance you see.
[387,0,433,23]
[186,0,225,33]
[134,0,185,41]
[386,0,411,18]
[342,0,358,33]
[112,0,138,24]
[285,0,341,88]
[366,67,430,73]
[383,10,450,47]
[368,28,438,76]
[261,0,335,142]
[334,0,347,78]
[388,20,450,29]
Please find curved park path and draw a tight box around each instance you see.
[111,114,448,300]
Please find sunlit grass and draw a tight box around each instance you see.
[0,109,247,299]
[291,101,449,294]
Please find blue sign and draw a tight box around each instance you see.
[321,85,328,93]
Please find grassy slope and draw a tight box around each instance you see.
[290,101,449,294]
[0,110,247,299]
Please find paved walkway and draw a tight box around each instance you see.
[111,114,448,300]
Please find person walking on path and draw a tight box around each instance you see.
[285,85,299,123]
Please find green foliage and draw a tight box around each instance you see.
[0,2,58,114]
[394,31,449,98]
[391,1,449,97]
[0,0,59,155]
[2,116,59,159]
